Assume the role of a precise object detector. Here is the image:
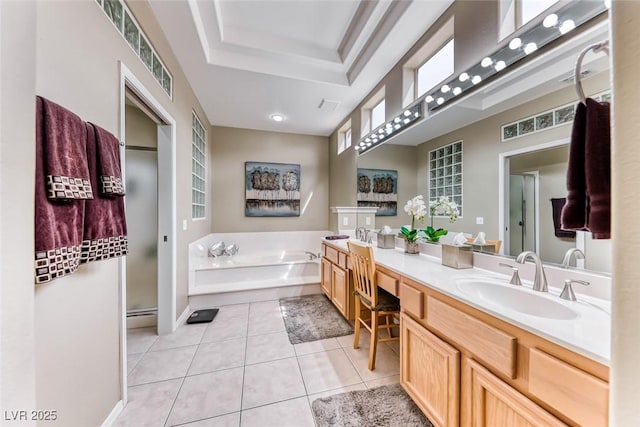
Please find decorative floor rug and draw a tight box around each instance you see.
[279,294,354,344]
[311,383,434,427]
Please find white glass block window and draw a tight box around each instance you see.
[371,99,385,130]
[416,39,455,98]
[97,0,172,97]
[192,113,206,219]
[429,140,463,216]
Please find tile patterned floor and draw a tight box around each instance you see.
[115,299,400,427]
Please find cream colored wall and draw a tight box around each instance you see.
[210,126,329,232]
[0,0,215,425]
[125,104,157,148]
[0,1,37,422]
[357,144,419,229]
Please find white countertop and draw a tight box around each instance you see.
[323,238,611,366]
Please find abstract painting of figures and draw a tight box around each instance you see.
[245,162,301,217]
[357,168,397,216]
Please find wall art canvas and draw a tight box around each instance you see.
[245,162,301,217]
[357,168,398,216]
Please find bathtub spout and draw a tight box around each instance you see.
[224,244,239,256]
[305,251,318,260]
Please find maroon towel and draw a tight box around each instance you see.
[34,97,85,284]
[80,123,128,263]
[561,102,588,231]
[584,98,611,239]
[38,96,93,200]
[551,198,576,238]
[89,123,125,196]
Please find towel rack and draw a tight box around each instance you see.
[575,40,609,104]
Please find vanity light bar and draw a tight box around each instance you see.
[356,103,423,155]
[424,1,607,113]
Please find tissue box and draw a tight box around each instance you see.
[377,233,395,249]
[441,244,473,269]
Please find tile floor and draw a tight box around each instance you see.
[115,298,400,427]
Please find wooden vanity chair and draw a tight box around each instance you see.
[347,241,400,370]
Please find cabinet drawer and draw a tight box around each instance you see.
[338,251,350,270]
[377,270,398,296]
[325,246,339,264]
[427,297,517,379]
[400,282,424,319]
[529,348,608,427]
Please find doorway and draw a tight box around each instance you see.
[508,173,537,256]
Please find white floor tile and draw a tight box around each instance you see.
[188,338,246,376]
[166,368,244,426]
[149,323,207,352]
[306,383,368,405]
[215,304,250,321]
[240,397,315,427]
[343,340,400,382]
[201,318,248,343]
[245,331,295,365]
[248,300,281,316]
[297,348,362,395]
[247,309,285,336]
[127,353,143,375]
[242,357,306,409]
[114,379,181,427]
[127,327,158,354]
[336,330,372,349]
[179,412,240,427]
[128,345,197,386]
[366,374,400,389]
[293,337,341,357]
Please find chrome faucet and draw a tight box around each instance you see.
[562,248,585,268]
[355,227,369,242]
[305,251,318,260]
[515,251,548,292]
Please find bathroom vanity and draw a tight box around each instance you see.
[321,239,610,427]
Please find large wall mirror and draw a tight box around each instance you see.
[355,14,611,276]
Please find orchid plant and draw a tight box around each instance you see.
[422,196,459,242]
[400,195,427,243]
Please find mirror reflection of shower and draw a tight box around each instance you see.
[509,173,537,256]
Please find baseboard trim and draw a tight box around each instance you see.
[126,313,157,329]
[176,304,192,327]
[100,400,124,427]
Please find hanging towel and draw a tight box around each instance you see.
[34,96,85,284]
[561,102,588,232]
[584,98,611,239]
[81,123,128,263]
[38,96,93,200]
[89,122,125,196]
[551,198,576,238]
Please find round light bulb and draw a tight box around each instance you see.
[452,87,462,96]
[441,84,450,93]
[365,138,370,143]
[458,72,469,82]
[509,38,522,50]
[524,42,538,55]
[414,111,419,117]
[403,110,411,116]
[366,142,372,147]
[543,13,558,28]
[481,57,493,68]
[494,60,506,72]
[425,95,434,103]
[437,97,445,105]
[355,145,360,150]
[403,118,410,124]
[394,124,401,130]
[270,113,284,122]
[378,129,384,134]
[360,141,365,146]
[394,117,401,123]
[471,75,482,85]
[559,19,575,35]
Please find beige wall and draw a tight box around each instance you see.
[210,126,329,232]
[357,144,419,229]
[125,104,157,148]
[0,1,214,425]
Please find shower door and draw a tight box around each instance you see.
[509,174,536,256]
[125,147,158,313]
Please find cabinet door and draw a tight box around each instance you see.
[467,359,567,427]
[331,264,347,316]
[400,312,459,427]
[320,257,332,298]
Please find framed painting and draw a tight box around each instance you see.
[245,162,301,217]
[357,168,398,216]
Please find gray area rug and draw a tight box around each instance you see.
[311,383,434,427]
[279,294,354,344]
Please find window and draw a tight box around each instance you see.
[96,0,172,97]
[416,39,455,98]
[429,141,463,216]
[338,121,352,155]
[371,99,385,130]
[191,113,206,219]
[499,0,559,40]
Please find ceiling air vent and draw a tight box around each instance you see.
[318,99,340,111]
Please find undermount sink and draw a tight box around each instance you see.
[456,279,578,320]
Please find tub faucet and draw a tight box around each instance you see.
[562,248,585,268]
[515,251,548,292]
[305,251,318,260]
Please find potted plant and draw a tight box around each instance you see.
[400,195,426,254]
[423,196,459,243]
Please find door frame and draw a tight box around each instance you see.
[118,62,177,403]
[498,138,569,256]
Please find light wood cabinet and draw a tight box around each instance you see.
[331,264,348,316]
[320,243,355,320]
[466,358,567,427]
[401,312,459,427]
[320,257,332,297]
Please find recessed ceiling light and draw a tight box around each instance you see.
[270,113,285,122]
